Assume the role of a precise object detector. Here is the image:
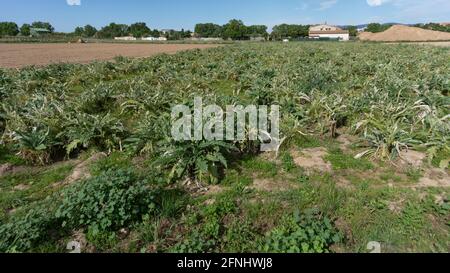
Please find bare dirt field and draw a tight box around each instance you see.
[0,43,220,68]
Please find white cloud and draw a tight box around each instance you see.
[67,0,81,6]
[318,0,338,10]
[367,0,391,7]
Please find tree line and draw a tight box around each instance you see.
[2,20,449,40]
[75,22,192,40]
[195,20,356,40]
[0,21,55,37]
[195,20,268,40]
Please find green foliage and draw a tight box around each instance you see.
[195,20,268,40]
[416,23,450,33]
[281,152,296,172]
[0,22,19,37]
[271,24,310,40]
[243,157,278,178]
[171,191,240,253]
[89,152,132,175]
[221,219,260,252]
[129,22,151,38]
[170,229,217,253]
[405,168,423,183]
[13,127,58,165]
[0,203,59,252]
[61,113,126,155]
[354,116,420,160]
[96,23,129,39]
[86,229,118,251]
[344,26,358,37]
[56,169,157,235]
[73,25,98,38]
[0,164,73,220]
[366,23,392,33]
[1,42,449,253]
[195,23,223,38]
[155,189,188,219]
[31,21,54,33]
[155,140,236,184]
[222,19,248,40]
[20,24,31,36]
[0,146,26,165]
[260,210,341,253]
[325,148,373,170]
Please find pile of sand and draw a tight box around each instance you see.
[359,25,450,42]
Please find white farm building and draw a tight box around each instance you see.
[309,24,350,41]
[142,36,168,41]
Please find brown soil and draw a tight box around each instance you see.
[250,178,298,192]
[0,163,13,177]
[336,134,358,153]
[0,43,220,68]
[290,147,332,173]
[397,150,427,169]
[63,152,107,185]
[416,168,450,188]
[13,184,30,191]
[359,25,450,42]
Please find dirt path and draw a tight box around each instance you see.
[0,43,220,68]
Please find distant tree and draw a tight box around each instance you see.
[20,23,31,36]
[271,24,310,40]
[129,22,151,38]
[149,29,161,37]
[83,24,97,37]
[74,26,84,36]
[345,26,358,37]
[31,21,54,32]
[420,22,450,33]
[182,29,192,38]
[247,25,268,39]
[0,22,19,37]
[222,19,247,40]
[366,23,392,33]
[97,23,129,38]
[194,23,222,38]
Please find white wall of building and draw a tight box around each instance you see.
[313,33,350,41]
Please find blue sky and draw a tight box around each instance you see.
[1,0,449,32]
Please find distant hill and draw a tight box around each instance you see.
[339,23,414,30]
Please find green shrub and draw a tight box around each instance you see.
[89,151,132,175]
[155,140,236,184]
[0,169,159,252]
[170,194,239,253]
[170,229,217,253]
[56,169,157,235]
[0,202,60,252]
[260,209,341,253]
